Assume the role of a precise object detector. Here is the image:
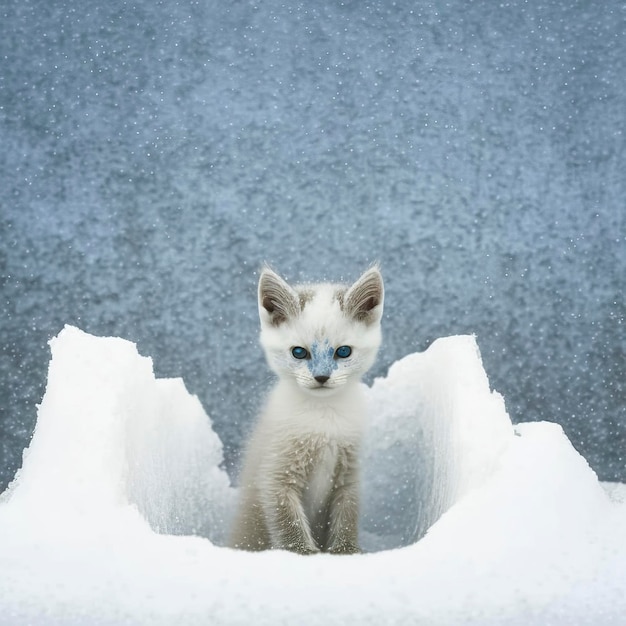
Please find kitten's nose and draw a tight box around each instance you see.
[314,375,330,384]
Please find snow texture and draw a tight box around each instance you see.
[1,327,234,545]
[361,335,512,550]
[0,327,624,625]
[1,0,625,493]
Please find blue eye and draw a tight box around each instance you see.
[291,346,308,359]
[336,345,352,358]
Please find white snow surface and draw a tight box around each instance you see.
[0,326,624,625]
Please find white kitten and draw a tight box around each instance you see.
[230,266,384,554]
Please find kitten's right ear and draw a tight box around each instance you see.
[343,265,384,325]
[258,267,299,326]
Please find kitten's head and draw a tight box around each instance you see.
[258,266,384,396]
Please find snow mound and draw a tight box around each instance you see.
[0,326,625,625]
[2,326,235,544]
[361,335,512,549]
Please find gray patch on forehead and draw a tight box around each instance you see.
[334,287,347,309]
[297,288,315,311]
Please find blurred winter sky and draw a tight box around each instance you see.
[1,0,624,489]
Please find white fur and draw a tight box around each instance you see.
[230,267,384,554]
[260,281,383,396]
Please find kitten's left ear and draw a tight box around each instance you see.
[343,266,384,325]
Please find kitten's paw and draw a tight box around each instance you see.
[328,543,361,555]
[283,542,320,555]
[298,546,321,556]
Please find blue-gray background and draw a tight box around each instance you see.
[1,0,624,490]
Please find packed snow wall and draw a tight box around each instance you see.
[3,327,513,551]
[2,327,235,545]
[1,0,625,492]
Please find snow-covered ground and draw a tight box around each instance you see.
[1,327,624,625]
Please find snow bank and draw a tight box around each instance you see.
[361,335,512,549]
[1,326,235,543]
[0,326,625,625]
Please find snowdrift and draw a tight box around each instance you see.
[0,326,624,625]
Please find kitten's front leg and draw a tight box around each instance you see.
[264,484,319,554]
[262,446,319,554]
[327,446,361,555]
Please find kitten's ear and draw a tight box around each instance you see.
[343,266,384,325]
[258,267,300,326]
